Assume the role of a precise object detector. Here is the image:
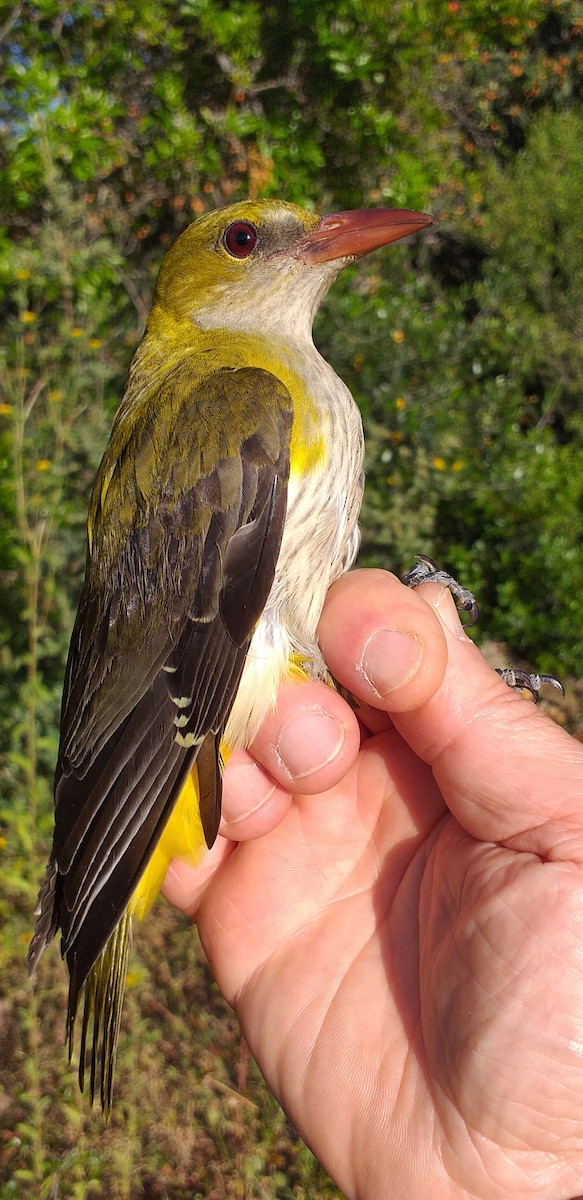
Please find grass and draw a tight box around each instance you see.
[1,892,343,1199]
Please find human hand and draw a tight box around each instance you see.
[163,569,583,1200]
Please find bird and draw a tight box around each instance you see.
[28,198,434,1113]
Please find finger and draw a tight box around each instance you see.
[219,750,294,840]
[221,677,361,832]
[390,579,583,863]
[318,568,448,712]
[161,835,233,918]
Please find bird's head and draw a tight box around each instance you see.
[150,199,434,346]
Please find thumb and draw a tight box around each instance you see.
[320,570,583,863]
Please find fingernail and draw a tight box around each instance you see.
[359,628,423,698]
[432,589,467,639]
[275,709,346,780]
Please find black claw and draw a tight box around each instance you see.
[496,668,565,703]
[402,554,479,626]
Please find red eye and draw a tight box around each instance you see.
[223,221,258,258]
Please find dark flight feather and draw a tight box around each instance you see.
[29,367,293,1104]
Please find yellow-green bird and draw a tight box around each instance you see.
[29,199,433,1112]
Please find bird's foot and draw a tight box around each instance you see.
[402,554,564,705]
[402,554,479,626]
[495,668,565,703]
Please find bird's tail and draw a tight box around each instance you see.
[68,907,132,1119]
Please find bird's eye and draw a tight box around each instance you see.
[223,221,258,258]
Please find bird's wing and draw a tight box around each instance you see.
[30,365,292,990]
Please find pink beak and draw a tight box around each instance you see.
[297,207,435,264]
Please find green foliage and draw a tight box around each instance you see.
[1,0,582,1194]
[436,431,583,673]
[476,109,583,436]
[318,103,583,678]
[0,147,125,892]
